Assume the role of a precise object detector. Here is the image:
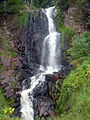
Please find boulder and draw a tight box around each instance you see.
[38,98,55,118]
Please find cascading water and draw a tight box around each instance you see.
[40,6,61,73]
[20,6,61,120]
[20,74,45,120]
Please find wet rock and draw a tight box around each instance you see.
[14,86,22,93]
[13,95,21,108]
[22,78,31,90]
[20,10,48,71]
[13,92,21,117]
[38,98,55,118]
[33,80,49,98]
[52,74,59,81]
[45,74,53,81]
[13,106,21,117]
[46,73,60,82]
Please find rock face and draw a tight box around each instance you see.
[64,6,87,34]
[20,10,48,72]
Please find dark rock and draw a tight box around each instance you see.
[14,87,22,93]
[33,80,49,98]
[13,106,21,117]
[22,78,31,90]
[13,102,21,109]
[20,10,48,71]
[4,86,15,99]
[38,98,55,118]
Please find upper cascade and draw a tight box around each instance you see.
[40,6,61,74]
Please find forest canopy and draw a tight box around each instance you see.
[0,0,22,13]
[0,0,89,13]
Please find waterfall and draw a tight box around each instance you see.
[40,6,61,73]
[20,6,61,120]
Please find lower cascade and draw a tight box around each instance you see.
[20,6,61,120]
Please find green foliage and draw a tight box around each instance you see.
[15,11,29,28]
[32,0,53,8]
[2,107,15,115]
[49,79,62,101]
[0,90,14,108]
[7,0,23,13]
[0,90,20,120]
[0,0,23,13]
[0,1,3,13]
[67,32,90,61]
[0,115,21,120]
[55,32,90,120]
[53,0,90,28]
[57,8,75,49]
[0,38,17,58]
[75,0,89,7]
[0,28,18,58]
[52,0,69,11]
[52,0,89,9]
[56,57,90,120]
[60,26,75,48]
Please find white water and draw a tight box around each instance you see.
[20,74,45,120]
[40,6,61,73]
[20,6,61,120]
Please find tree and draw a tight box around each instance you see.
[0,0,23,14]
[32,0,53,8]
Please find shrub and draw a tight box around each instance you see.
[67,31,90,61]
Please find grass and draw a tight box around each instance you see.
[55,57,90,120]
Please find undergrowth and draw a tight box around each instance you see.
[0,90,20,120]
[54,31,90,120]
